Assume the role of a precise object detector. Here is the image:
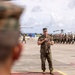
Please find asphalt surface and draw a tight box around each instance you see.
[12,37,75,75]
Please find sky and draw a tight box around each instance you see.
[11,0,75,33]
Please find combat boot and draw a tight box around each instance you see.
[50,69,53,75]
[42,71,46,74]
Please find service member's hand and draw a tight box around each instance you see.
[48,41,54,45]
[51,41,54,45]
[48,41,51,44]
[44,38,48,41]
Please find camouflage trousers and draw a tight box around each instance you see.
[40,52,53,71]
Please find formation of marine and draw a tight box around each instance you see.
[52,33,75,44]
[20,32,75,44]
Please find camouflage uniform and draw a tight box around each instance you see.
[38,35,53,71]
[0,2,23,46]
[22,34,26,43]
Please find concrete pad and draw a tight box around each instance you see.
[12,38,75,75]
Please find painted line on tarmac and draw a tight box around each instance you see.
[22,70,67,75]
[56,70,67,75]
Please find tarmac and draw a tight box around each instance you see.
[12,37,75,75]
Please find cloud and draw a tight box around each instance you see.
[11,0,75,33]
[31,6,43,12]
[68,0,75,9]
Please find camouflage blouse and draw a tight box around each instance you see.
[38,35,53,53]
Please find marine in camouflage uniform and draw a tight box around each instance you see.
[0,1,23,75]
[38,28,54,74]
[22,33,26,43]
